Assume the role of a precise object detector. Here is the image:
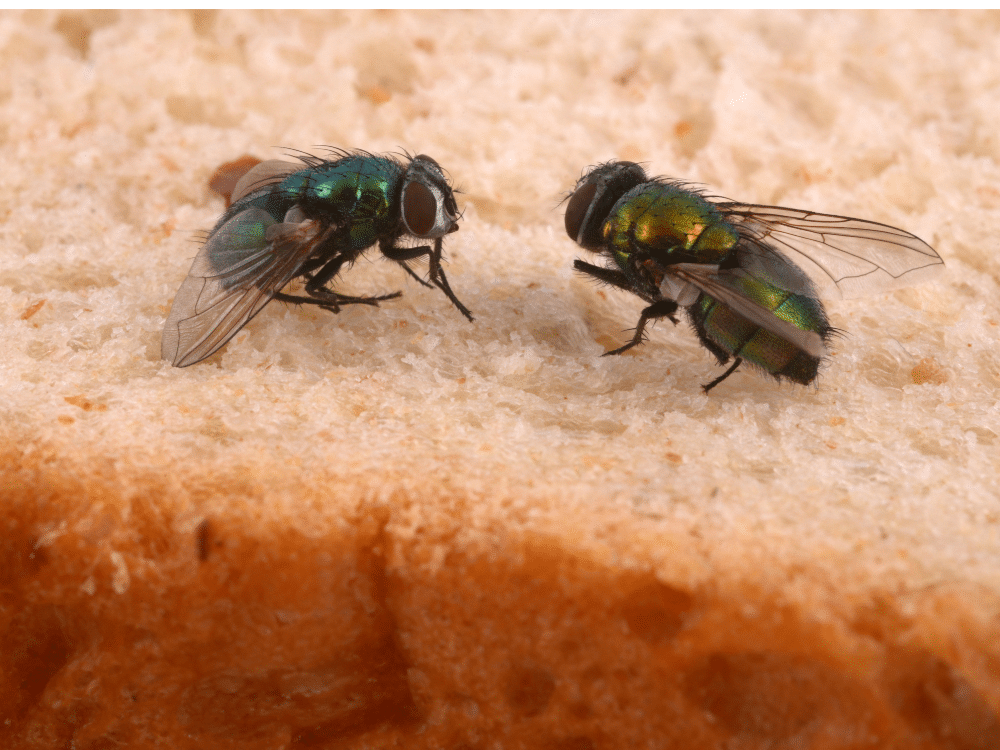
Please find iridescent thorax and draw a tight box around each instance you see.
[603,183,739,270]
[274,156,403,250]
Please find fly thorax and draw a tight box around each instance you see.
[604,220,635,272]
[689,221,739,262]
[613,248,632,273]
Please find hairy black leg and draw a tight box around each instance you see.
[575,260,680,355]
[273,290,402,312]
[304,252,348,292]
[573,259,633,293]
[298,254,330,278]
[427,238,474,321]
[295,248,401,310]
[378,243,434,288]
[399,263,434,289]
[381,238,474,322]
[602,299,680,356]
[702,357,743,393]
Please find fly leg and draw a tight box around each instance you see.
[381,238,474,321]
[276,252,401,312]
[574,259,633,292]
[273,290,402,311]
[702,357,743,393]
[575,260,679,355]
[399,264,435,289]
[602,299,680,356]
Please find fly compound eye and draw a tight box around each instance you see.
[565,181,597,244]
[402,154,458,238]
[403,179,442,237]
[403,180,436,236]
[565,162,649,249]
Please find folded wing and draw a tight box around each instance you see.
[668,263,828,358]
[719,203,944,300]
[161,208,325,367]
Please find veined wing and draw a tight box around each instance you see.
[161,207,327,367]
[719,203,944,300]
[668,263,827,358]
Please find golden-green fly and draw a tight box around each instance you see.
[565,161,944,391]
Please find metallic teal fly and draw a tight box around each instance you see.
[162,150,472,367]
[565,161,944,391]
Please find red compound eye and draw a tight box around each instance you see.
[403,181,436,237]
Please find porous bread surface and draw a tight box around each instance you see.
[2,10,1000,749]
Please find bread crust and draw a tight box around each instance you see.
[3,448,999,748]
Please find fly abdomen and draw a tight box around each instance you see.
[689,282,831,385]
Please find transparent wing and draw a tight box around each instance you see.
[161,207,324,367]
[230,159,300,204]
[668,263,827,358]
[718,203,944,300]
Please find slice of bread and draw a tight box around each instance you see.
[3,10,998,749]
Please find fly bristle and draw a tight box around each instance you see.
[282,146,391,169]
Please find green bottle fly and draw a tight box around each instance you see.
[565,161,944,391]
[162,150,472,367]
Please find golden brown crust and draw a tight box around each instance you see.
[4,448,999,748]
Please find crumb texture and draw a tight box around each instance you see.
[2,10,1000,749]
